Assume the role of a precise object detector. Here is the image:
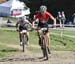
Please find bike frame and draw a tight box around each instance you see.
[40,28,49,60]
[20,30,27,52]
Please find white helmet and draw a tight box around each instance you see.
[19,17,24,22]
[40,5,47,13]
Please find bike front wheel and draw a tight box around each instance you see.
[41,36,49,60]
[22,34,28,52]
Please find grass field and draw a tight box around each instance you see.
[0,27,75,59]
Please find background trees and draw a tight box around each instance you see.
[20,0,75,21]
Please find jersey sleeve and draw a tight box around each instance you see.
[34,13,39,20]
[47,12,55,20]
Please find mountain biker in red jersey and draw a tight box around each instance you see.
[32,5,56,54]
[16,17,32,46]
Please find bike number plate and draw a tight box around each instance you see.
[41,28,47,31]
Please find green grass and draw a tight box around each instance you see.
[64,30,75,36]
[50,34,75,51]
[0,30,19,45]
[0,27,75,58]
[51,29,75,36]
[0,45,19,58]
[2,17,17,22]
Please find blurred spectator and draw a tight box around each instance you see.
[7,19,12,23]
[72,13,75,24]
[61,11,66,22]
[7,19,12,27]
[57,11,66,28]
[57,11,62,28]
[61,11,66,27]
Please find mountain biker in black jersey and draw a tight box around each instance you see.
[16,16,32,46]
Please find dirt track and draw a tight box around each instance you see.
[0,50,75,64]
[0,42,75,64]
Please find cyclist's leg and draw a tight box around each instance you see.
[23,25,29,46]
[44,22,51,54]
[19,32,22,42]
[37,28,41,39]
[19,31,23,45]
[37,22,42,39]
[37,28,42,46]
[26,31,29,45]
[37,22,44,46]
[19,26,23,45]
[46,32,51,54]
[46,32,50,48]
[42,22,50,48]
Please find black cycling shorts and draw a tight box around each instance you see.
[19,25,27,31]
[38,22,49,32]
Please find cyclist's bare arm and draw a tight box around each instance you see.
[16,22,19,31]
[49,14,56,27]
[27,21,32,26]
[32,20,36,28]
[24,19,32,26]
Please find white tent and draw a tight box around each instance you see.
[0,0,30,17]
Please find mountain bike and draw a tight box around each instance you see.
[20,23,32,52]
[20,30,28,52]
[39,27,50,60]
